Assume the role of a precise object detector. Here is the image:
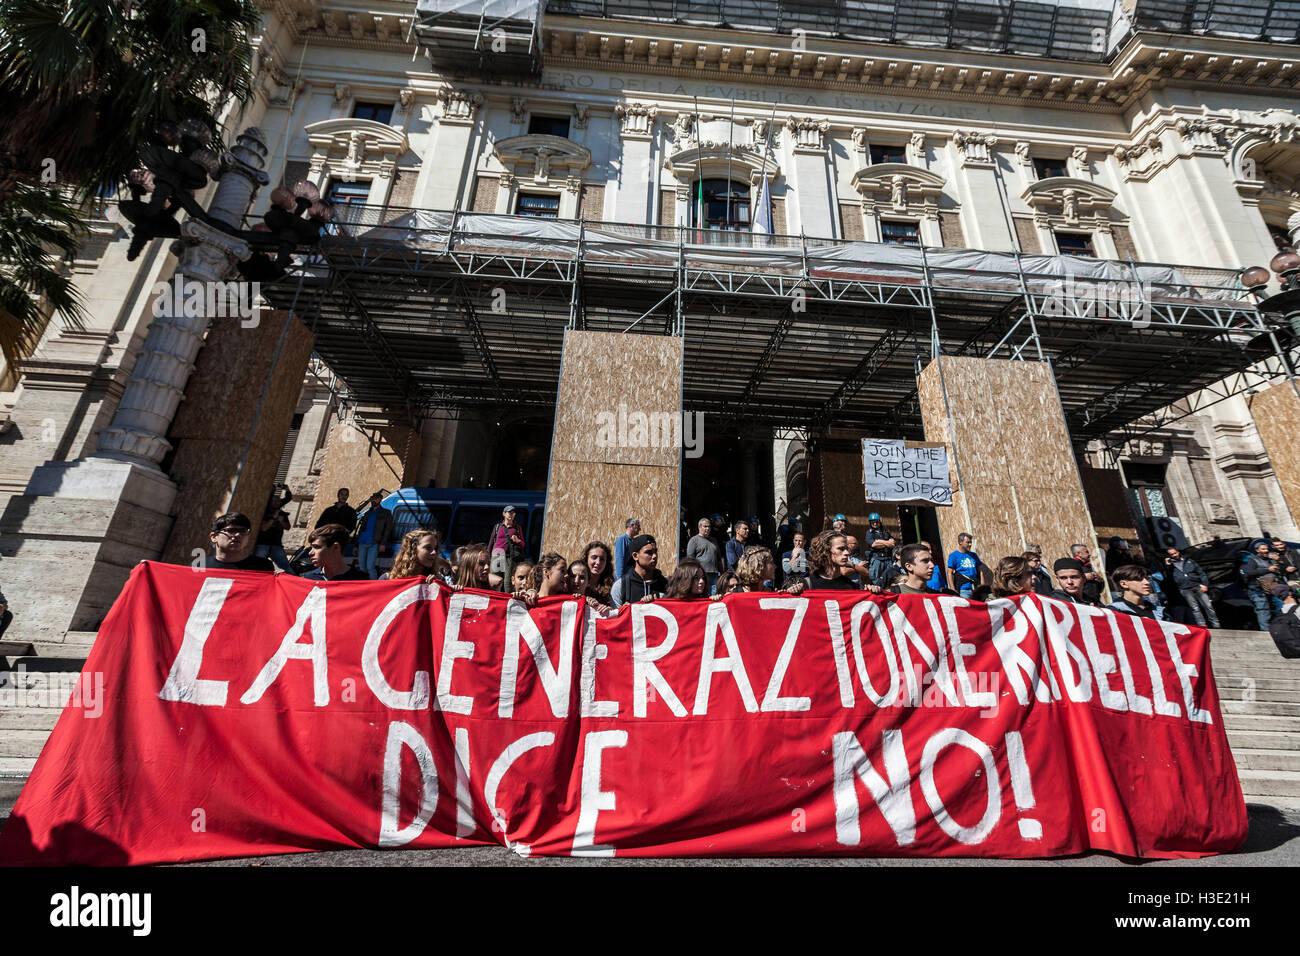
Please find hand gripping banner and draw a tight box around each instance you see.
[0,562,1246,865]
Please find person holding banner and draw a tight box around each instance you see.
[991,556,1035,598]
[453,544,491,590]
[807,531,884,593]
[1107,565,1159,619]
[663,557,710,601]
[303,525,369,581]
[735,546,806,595]
[383,529,452,584]
[1050,558,1101,606]
[610,534,667,607]
[206,512,275,573]
[890,544,940,595]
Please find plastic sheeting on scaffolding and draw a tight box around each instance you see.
[413,0,543,75]
[343,209,1217,305]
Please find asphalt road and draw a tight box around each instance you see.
[3,778,1297,867]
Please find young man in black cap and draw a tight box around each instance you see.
[1050,558,1100,606]
[207,513,275,572]
[610,534,668,607]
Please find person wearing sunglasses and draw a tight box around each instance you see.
[206,513,275,572]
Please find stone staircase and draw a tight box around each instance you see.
[2,628,1298,814]
[0,632,96,777]
[1212,628,1300,811]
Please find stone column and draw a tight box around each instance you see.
[786,117,835,237]
[612,104,658,222]
[918,355,1101,575]
[0,128,271,644]
[97,129,268,464]
[950,132,1016,252]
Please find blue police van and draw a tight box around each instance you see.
[373,487,545,574]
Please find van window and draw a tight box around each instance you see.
[389,503,451,547]
[451,506,511,551]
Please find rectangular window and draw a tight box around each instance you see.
[1033,157,1069,180]
[352,102,394,124]
[528,115,571,138]
[516,192,560,218]
[1055,232,1095,257]
[326,180,372,208]
[880,220,920,246]
[870,144,907,165]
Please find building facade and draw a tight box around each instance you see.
[4,0,1300,638]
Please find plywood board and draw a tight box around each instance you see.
[919,355,1101,574]
[542,329,682,573]
[1251,381,1300,529]
[549,329,683,468]
[812,448,900,543]
[163,311,315,563]
[310,416,422,529]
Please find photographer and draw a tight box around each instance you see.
[1165,547,1219,629]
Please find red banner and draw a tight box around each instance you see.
[0,562,1246,865]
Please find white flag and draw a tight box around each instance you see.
[751,175,772,235]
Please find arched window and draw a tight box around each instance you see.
[691,178,750,230]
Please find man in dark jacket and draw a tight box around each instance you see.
[611,535,668,607]
[1268,585,1300,658]
[316,487,357,530]
[1164,547,1219,628]
[1050,558,1101,606]
[1026,549,1054,596]
[1243,540,1281,630]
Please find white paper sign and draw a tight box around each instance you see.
[862,439,952,506]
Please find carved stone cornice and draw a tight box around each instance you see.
[952,130,997,168]
[664,143,780,187]
[304,117,409,180]
[785,115,830,153]
[437,89,484,124]
[851,163,946,220]
[615,102,659,139]
[494,134,592,185]
[1022,177,1117,228]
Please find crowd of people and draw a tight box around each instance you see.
[197,488,1244,628]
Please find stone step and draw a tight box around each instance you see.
[1226,728,1300,751]
[0,757,35,778]
[1243,794,1300,813]
[1233,749,1300,772]
[3,730,54,759]
[1215,681,1300,704]
[1222,699,1300,716]
[1238,769,1300,797]
[1224,713,1300,733]
[0,708,61,731]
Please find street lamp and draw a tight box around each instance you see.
[120,120,330,278]
[1240,250,1300,394]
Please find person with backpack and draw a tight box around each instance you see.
[489,505,528,591]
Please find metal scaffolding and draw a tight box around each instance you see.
[263,203,1283,446]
